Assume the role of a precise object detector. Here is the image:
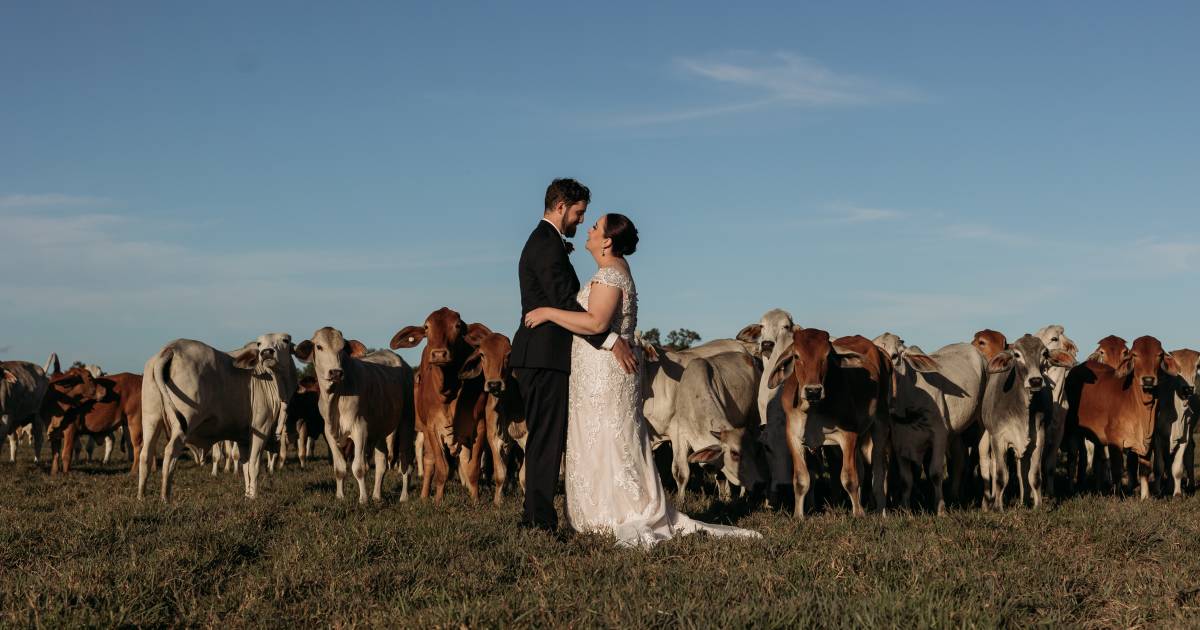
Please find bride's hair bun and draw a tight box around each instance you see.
[604,213,639,256]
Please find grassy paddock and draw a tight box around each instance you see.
[3,443,1200,628]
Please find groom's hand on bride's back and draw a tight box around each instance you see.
[612,337,637,374]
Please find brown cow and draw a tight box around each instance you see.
[47,372,143,475]
[390,308,490,502]
[1065,335,1180,499]
[42,368,105,473]
[458,331,528,505]
[767,329,891,517]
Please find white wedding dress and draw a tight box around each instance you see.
[564,265,761,547]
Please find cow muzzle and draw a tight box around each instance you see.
[486,380,504,396]
[1141,376,1156,391]
[761,341,775,357]
[803,385,824,402]
[259,348,277,367]
[429,348,451,365]
[1027,377,1043,391]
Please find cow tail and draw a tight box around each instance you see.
[155,348,187,435]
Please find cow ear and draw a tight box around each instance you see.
[458,350,483,380]
[1162,352,1180,376]
[767,352,795,389]
[1048,350,1076,368]
[464,323,493,347]
[1,368,13,383]
[1062,338,1079,357]
[345,340,367,358]
[687,445,724,465]
[294,340,313,362]
[1086,349,1104,363]
[232,347,259,369]
[640,339,660,363]
[1114,351,1133,379]
[835,351,865,369]
[987,351,1015,374]
[902,347,939,373]
[390,326,425,349]
[736,324,763,344]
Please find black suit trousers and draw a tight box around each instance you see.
[515,366,569,529]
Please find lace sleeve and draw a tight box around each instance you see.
[590,267,630,293]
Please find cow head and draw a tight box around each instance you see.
[1167,349,1199,400]
[294,327,367,392]
[972,329,1008,360]
[1115,335,1177,392]
[1088,335,1129,369]
[391,308,490,400]
[986,334,1073,393]
[767,328,864,405]
[458,332,514,398]
[231,333,299,419]
[737,308,795,361]
[43,367,106,430]
[872,332,939,375]
[1034,325,1078,360]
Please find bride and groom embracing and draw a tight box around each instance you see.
[510,178,759,548]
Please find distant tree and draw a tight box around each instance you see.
[640,328,662,346]
[664,329,701,351]
[70,360,85,369]
[297,362,315,380]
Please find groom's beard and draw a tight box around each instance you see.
[562,223,577,238]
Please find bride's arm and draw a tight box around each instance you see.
[525,283,621,336]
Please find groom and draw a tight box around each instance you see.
[511,178,637,532]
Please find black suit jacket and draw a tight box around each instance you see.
[511,220,608,372]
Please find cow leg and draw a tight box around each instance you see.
[62,424,79,474]
[929,428,948,515]
[465,434,485,502]
[31,415,45,463]
[297,425,308,468]
[1171,446,1187,497]
[838,434,864,517]
[896,456,915,511]
[49,428,63,475]
[325,430,349,499]
[415,432,425,480]
[137,411,165,500]
[244,434,265,499]
[671,438,691,504]
[1136,457,1150,500]
[490,434,507,507]
[351,426,370,504]
[7,434,15,463]
[947,434,967,504]
[987,435,1008,512]
[866,426,888,514]
[1184,439,1195,493]
[211,444,221,476]
[372,441,388,502]
[160,431,186,501]
[977,433,994,511]
[785,423,810,518]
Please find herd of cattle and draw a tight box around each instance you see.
[1,306,1197,517]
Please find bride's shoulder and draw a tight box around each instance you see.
[592,264,634,289]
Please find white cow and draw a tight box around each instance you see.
[138,333,298,500]
[1033,325,1079,497]
[1155,349,1198,496]
[873,333,986,514]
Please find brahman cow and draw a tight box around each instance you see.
[737,309,799,504]
[458,331,528,505]
[1,361,50,463]
[1031,325,1079,498]
[873,333,988,514]
[1065,335,1178,500]
[767,329,891,517]
[639,337,755,446]
[41,367,107,473]
[139,333,298,501]
[295,327,416,503]
[390,307,489,502]
[1154,348,1198,496]
[672,351,761,501]
[980,334,1074,510]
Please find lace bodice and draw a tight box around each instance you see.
[576,266,637,341]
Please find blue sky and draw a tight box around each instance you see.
[3,2,1198,372]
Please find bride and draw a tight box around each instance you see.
[524,213,760,547]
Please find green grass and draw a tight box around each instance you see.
[3,442,1200,628]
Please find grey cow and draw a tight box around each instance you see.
[873,333,987,514]
[669,351,761,500]
[979,334,1075,510]
[1,361,50,463]
[139,333,298,501]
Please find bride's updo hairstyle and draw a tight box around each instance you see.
[604,213,639,256]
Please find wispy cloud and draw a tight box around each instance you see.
[612,51,926,126]
[938,223,1030,246]
[0,193,110,210]
[824,203,906,224]
[1134,238,1200,272]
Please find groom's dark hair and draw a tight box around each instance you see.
[544,178,591,212]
